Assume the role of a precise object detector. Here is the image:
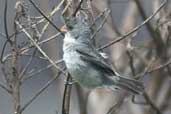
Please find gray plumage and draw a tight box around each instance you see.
[63,15,144,94]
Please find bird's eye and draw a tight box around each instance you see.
[75,36,79,39]
[67,25,73,30]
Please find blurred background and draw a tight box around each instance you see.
[0,0,171,114]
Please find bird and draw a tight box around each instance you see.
[62,14,144,95]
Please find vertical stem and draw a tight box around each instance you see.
[13,81,20,114]
[62,74,72,114]
[12,0,21,113]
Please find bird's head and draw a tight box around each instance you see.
[61,12,90,34]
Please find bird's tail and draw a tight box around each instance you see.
[114,76,144,95]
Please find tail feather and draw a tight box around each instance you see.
[115,76,144,94]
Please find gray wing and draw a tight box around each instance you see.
[76,49,144,94]
[76,49,116,76]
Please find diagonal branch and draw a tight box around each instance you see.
[98,0,168,50]
[72,0,84,17]
[20,71,63,113]
[0,83,12,94]
[15,21,67,76]
[28,0,64,36]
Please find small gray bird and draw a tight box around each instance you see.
[62,15,143,94]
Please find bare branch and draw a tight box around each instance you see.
[19,49,37,80]
[0,83,12,94]
[28,0,64,36]
[62,74,72,114]
[23,59,64,81]
[98,0,168,50]
[19,32,61,53]
[72,0,84,17]
[91,9,110,39]
[143,92,163,114]
[3,0,12,45]
[20,71,63,113]
[15,21,67,76]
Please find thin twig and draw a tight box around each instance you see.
[2,53,48,63]
[135,57,155,79]
[23,59,64,81]
[148,59,171,74]
[98,0,167,50]
[0,83,12,94]
[33,0,65,27]
[72,0,84,17]
[126,50,136,77]
[15,21,67,76]
[62,0,72,15]
[28,0,64,36]
[20,71,63,113]
[1,0,12,63]
[90,8,108,28]
[134,0,165,56]
[19,49,37,80]
[143,92,162,114]
[19,32,61,53]
[4,0,12,45]
[0,40,8,63]
[91,9,111,39]
[107,97,124,114]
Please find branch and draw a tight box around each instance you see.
[19,49,37,80]
[143,92,162,114]
[19,32,61,53]
[0,40,8,63]
[0,83,12,94]
[62,74,72,114]
[91,9,110,39]
[72,0,84,17]
[98,0,167,50]
[4,0,12,45]
[20,72,63,113]
[134,0,165,56]
[28,0,64,36]
[23,59,64,81]
[15,21,67,76]
[148,59,171,74]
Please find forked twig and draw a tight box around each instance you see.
[28,0,64,36]
[15,21,67,76]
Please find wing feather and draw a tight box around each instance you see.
[76,49,115,75]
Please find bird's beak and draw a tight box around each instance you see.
[60,25,68,33]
